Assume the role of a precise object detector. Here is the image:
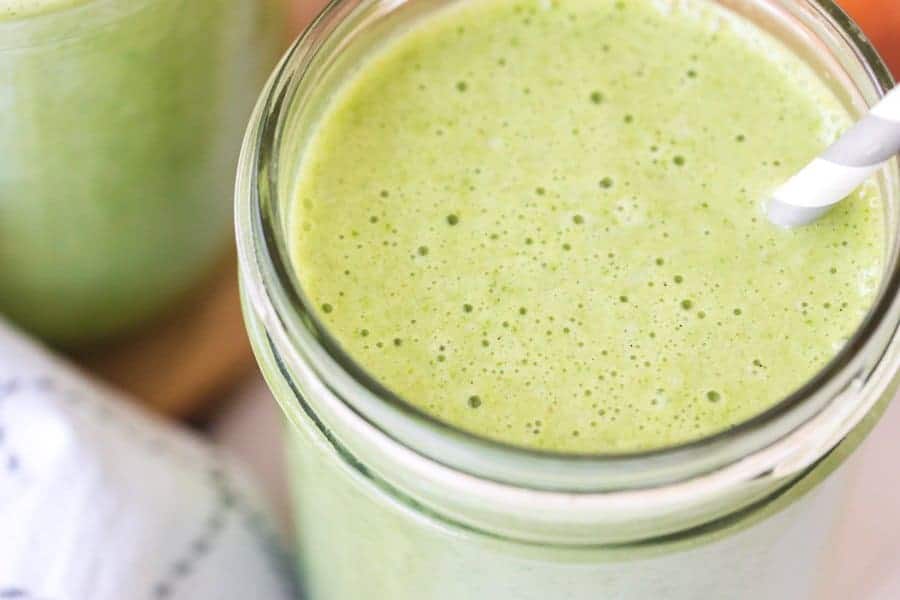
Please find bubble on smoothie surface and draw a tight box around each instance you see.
[289,0,883,453]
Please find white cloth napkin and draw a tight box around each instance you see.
[0,320,297,600]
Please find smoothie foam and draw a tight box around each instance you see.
[290,0,884,453]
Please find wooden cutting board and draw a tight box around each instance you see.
[75,253,256,420]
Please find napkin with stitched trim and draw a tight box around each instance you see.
[0,319,296,600]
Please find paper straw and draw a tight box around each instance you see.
[767,85,900,228]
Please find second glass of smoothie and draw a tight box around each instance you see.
[0,0,284,345]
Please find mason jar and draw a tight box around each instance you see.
[236,1,900,597]
[0,0,284,345]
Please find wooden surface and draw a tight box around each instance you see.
[76,254,256,420]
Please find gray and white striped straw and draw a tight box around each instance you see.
[767,85,900,228]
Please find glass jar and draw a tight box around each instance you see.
[0,0,284,345]
[236,1,900,597]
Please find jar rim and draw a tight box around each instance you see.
[237,0,900,492]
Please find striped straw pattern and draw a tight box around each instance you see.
[767,85,900,228]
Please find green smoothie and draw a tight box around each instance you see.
[0,0,281,345]
[289,0,883,453]
[1,0,83,17]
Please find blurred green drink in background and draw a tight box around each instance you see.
[0,0,285,346]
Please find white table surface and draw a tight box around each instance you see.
[212,375,900,599]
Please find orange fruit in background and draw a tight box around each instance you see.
[838,0,900,78]
[287,0,329,38]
